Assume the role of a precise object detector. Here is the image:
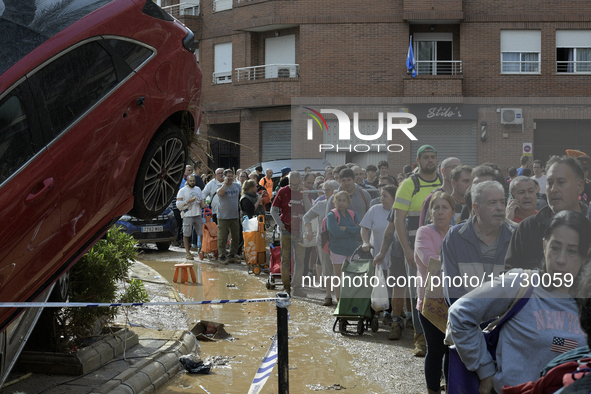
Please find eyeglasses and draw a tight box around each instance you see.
[445,164,459,170]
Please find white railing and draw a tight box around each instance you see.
[161,2,200,17]
[235,64,299,81]
[501,61,540,73]
[412,60,463,76]
[213,71,232,84]
[556,61,591,73]
[213,0,232,12]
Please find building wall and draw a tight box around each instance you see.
[184,0,591,170]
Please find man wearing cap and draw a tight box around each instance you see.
[276,167,291,192]
[374,144,442,355]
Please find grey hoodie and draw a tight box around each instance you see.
[448,268,586,393]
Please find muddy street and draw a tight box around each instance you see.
[134,245,425,393]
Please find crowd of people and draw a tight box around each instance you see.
[173,148,591,394]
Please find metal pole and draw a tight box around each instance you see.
[276,292,290,394]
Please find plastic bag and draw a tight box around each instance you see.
[242,216,258,232]
[371,267,389,312]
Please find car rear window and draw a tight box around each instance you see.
[105,39,154,70]
[0,0,114,75]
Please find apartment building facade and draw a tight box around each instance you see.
[166,0,591,173]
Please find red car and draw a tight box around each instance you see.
[0,0,201,357]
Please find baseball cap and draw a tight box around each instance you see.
[417,145,437,158]
[281,167,291,176]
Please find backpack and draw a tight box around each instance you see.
[409,172,443,197]
[320,208,355,254]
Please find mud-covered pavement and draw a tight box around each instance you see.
[132,243,426,394]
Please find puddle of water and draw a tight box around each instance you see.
[141,256,387,394]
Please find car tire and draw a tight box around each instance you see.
[131,123,188,220]
[49,270,70,302]
[156,241,171,251]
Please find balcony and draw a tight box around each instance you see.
[213,0,232,12]
[235,64,299,82]
[405,60,463,96]
[213,71,232,84]
[161,2,200,17]
[414,60,463,76]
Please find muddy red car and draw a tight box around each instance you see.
[0,0,201,344]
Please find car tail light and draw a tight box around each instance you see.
[182,29,196,54]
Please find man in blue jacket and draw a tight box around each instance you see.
[442,180,515,305]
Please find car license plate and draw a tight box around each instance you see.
[142,226,163,233]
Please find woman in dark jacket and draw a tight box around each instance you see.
[240,179,265,219]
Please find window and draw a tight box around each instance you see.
[0,85,41,184]
[213,42,232,84]
[31,41,118,140]
[556,31,591,73]
[213,0,232,12]
[413,33,454,75]
[501,30,541,73]
[105,39,153,70]
[264,35,296,78]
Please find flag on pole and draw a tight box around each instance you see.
[406,36,417,78]
[247,334,279,394]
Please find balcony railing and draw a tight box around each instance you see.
[412,60,463,76]
[557,61,591,73]
[213,71,232,84]
[235,64,299,82]
[161,2,200,17]
[213,0,232,12]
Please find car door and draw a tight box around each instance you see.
[0,81,62,312]
[29,38,151,254]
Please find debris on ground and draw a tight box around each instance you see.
[190,321,235,341]
[179,354,212,374]
[306,383,348,390]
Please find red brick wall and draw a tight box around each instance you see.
[404,76,463,96]
[180,0,591,169]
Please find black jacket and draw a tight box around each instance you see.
[504,202,591,270]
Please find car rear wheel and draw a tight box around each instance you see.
[156,241,171,251]
[49,270,70,302]
[131,123,187,220]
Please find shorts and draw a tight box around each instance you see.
[329,252,350,265]
[182,216,203,237]
[388,256,406,280]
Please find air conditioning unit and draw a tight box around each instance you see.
[501,108,523,125]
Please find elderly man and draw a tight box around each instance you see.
[270,171,307,297]
[505,155,591,270]
[506,176,538,223]
[216,169,241,264]
[202,168,224,223]
[442,180,515,304]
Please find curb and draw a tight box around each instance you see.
[94,261,196,394]
[92,330,197,394]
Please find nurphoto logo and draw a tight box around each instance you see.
[303,107,418,153]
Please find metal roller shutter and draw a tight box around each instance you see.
[410,121,478,166]
[261,121,291,161]
[534,120,591,163]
